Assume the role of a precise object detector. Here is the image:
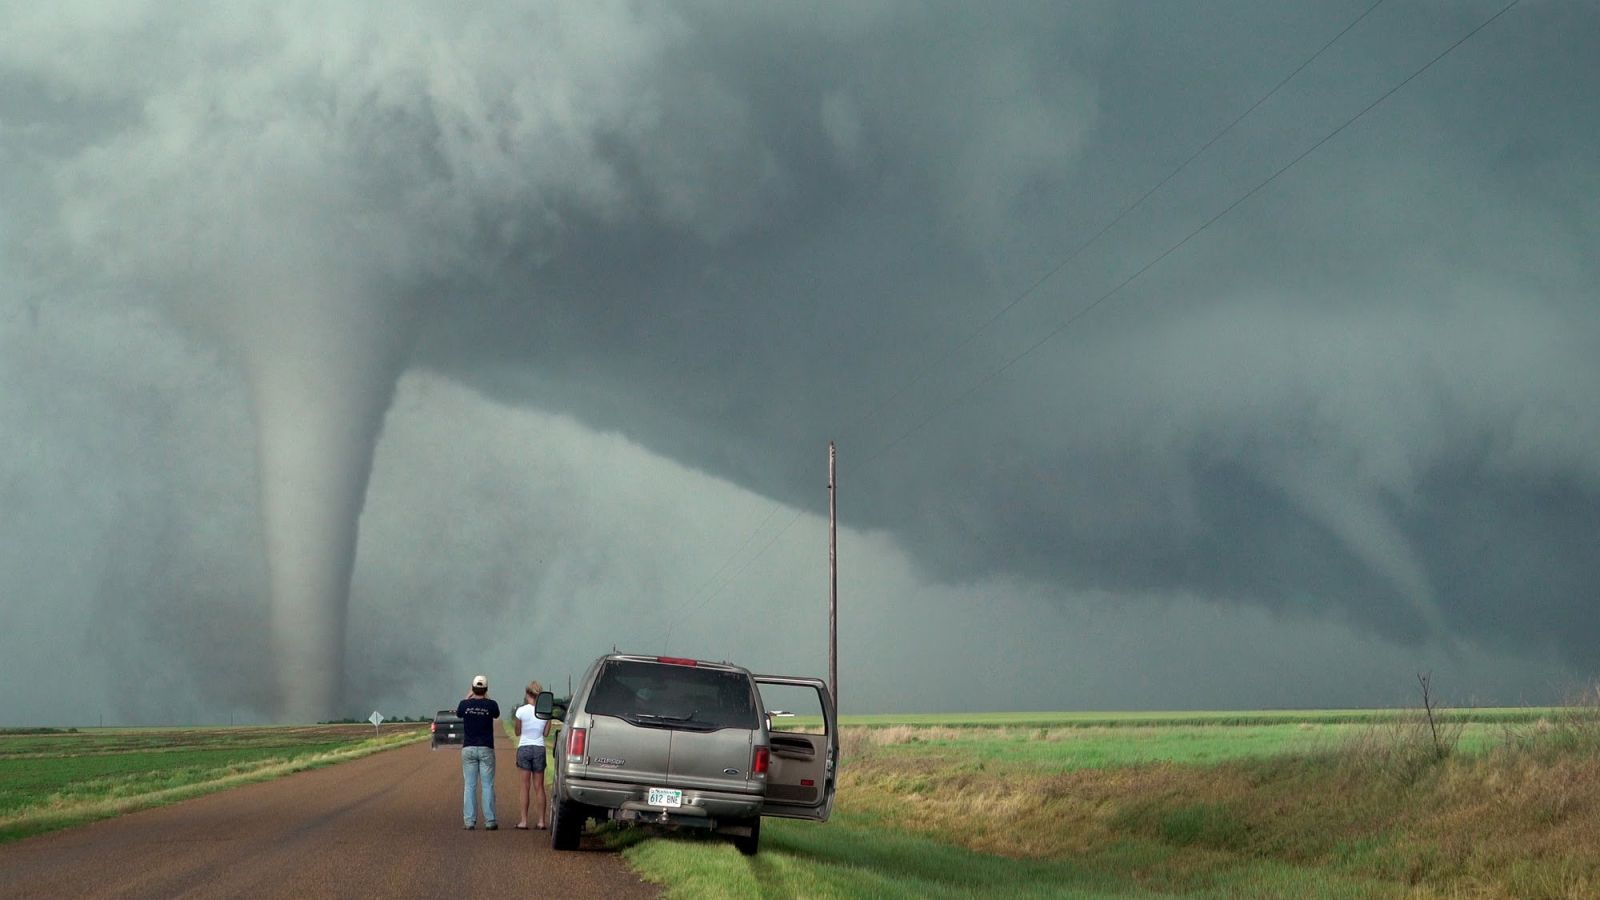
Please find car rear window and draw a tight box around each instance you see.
[587,660,759,730]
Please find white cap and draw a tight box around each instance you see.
[471,674,488,690]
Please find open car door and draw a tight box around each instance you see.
[753,675,837,821]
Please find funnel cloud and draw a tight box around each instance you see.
[1,1,1597,722]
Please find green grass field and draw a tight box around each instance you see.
[855,721,1514,772]
[0,724,426,843]
[8,709,1595,896]
[832,707,1555,729]
[621,707,1600,898]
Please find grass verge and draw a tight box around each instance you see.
[0,725,426,844]
[624,815,1148,899]
[622,709,1600,897]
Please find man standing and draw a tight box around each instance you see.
[456,674,500,830]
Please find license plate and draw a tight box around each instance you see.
[647,787,683,808]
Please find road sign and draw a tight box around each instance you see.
[368,711,384,733]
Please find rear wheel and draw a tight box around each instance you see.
[732,817,761,856]
[551,794,587,851]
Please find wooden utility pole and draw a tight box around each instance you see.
[828,441,838,712]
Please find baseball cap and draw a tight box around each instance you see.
[471,675,488,690]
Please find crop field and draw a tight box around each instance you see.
[845,721,1519,772]
[0,724,425,843]
[834,708,1558,729]
[624,707,1600,898]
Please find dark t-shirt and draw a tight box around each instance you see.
[455,697,500,748]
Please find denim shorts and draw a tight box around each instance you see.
[515,745,547,772]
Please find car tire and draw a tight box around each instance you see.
[732,817,760,856]
[550,794,586,851]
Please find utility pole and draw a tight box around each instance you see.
[828,441,838,712]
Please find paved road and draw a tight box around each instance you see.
[0,735,658,899]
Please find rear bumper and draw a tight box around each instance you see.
[563,776,762,821]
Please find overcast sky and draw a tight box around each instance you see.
[2,1,1595,724]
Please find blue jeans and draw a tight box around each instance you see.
[462,745,496,826]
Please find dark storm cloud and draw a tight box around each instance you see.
[411,1,1600,664]
[2,1,1596,718]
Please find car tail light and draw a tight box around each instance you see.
[430,722,436,733]
[752,746,769,776]
[568,727,587,760]
[656,656,698,666]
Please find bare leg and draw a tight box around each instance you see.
[518,767,531,828]
[533,769,547,828]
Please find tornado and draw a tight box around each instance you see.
[239,284,411,722]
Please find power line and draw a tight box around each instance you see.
[835,0,1389,452]
[664,6,1390,630]
[663,0,1521,631]
[661,503,789,648]
[662,4,1395,629]
[664,508,807,645]
[860,0,1523,470]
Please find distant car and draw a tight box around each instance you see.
[431,709,464,749]
[536,653,836,856]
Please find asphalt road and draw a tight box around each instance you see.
[0,734,658,899]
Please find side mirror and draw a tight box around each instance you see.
[533,690,555,720]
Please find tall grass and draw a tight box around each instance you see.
[613,702,1600,896]
[832,710,1600,897]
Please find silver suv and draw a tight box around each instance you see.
[534,653,837,855]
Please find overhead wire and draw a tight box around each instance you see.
[859,0,1523,470]
[661,503,788,648]
[833,0,1389,454]
[664,506,809,649]
[659,0,1522,637]
[659,7,1391,637]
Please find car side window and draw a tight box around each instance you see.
[755,683,826,733]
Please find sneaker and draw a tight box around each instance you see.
[464,823,475,830]
[485,823,499,831]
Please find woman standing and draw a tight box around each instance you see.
[512,680,549,830]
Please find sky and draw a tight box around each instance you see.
[1,0,1596,724]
